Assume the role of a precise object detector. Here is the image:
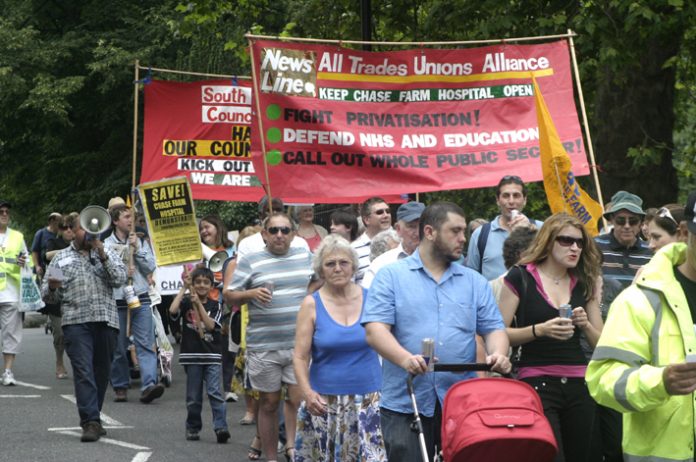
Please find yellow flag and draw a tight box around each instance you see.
[532,77,603,236]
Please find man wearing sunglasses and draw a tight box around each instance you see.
[227,212,320,462]
[467,175,542,280]
[595,191,652,294]
[352,197,393,285]
[235,196,310,263]
[592,190,653,462]
[587,191,696,462]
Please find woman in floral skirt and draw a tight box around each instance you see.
[293,235,386,462]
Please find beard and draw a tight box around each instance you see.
[433,234,461,263]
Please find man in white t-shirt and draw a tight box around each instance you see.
[352,197,392,285]
[362,201,424,289]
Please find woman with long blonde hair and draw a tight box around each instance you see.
[498,213,603,462]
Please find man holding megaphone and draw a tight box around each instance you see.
[105,203,162,405]
[41,206,127,442]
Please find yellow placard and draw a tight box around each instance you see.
[138,177,202,266]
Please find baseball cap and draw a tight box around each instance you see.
[684,192,696,234]
[0,199,10,209]
[602,191,645,219]
[108,197,126,210]
[396,201,425,222]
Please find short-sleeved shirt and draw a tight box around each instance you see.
[178,297,223,365]
[31,227,56,269]
[228,247,314,351]
[351,232,372,285]
[362,249,505,416]
[466,216,544,281]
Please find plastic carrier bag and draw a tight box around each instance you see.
[19,266,45,312]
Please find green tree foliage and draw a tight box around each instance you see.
[2,0,694,235]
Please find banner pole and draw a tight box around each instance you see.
[245,32,575,47]
[247,37,274,215]
[136,65,252,80]
[132,59,140,191]
[567,29,607,230]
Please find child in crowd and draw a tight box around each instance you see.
[170,267,230,443]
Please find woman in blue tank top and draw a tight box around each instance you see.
[293,235,386,462]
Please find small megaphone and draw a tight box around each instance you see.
[208,251,228,273]
[79,205,112,237]
[201,244,228,273]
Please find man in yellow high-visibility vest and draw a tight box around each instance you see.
[0,199,29,386]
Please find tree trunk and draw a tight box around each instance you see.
[592,37,679,208]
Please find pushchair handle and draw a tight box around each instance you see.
[433,363,492,372]
[407,363,492,391]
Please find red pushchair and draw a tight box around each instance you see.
[407,364,557,462]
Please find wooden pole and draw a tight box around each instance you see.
[245,31,576,47]
[136,65,251,80]
[127,60,141,338]
[567,29,607,230]
[247,38,274,217]
[132,60,140,192]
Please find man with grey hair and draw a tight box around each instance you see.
[362,202,425,289]
[369,229,400,262]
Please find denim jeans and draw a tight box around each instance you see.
[111,304,158,391]
[380,403,441,462]
[63,322,117,426]
[185,364,228,432]
[521,376,598,462]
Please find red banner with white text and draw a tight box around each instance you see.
[141,79,405,203]
[249,39,589,198]
[141,79,265,202]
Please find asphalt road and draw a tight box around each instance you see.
[2,322,263,462]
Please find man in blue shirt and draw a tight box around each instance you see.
[363,202,511,462]
[466,175,542,280]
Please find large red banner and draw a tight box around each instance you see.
[249,39,589,198]
[141,79,404,204]
[142,79,264,202]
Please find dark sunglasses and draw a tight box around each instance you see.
[501,175,522,182]
[373,208,391,216]
[614,216,641,227]
[555,235,584,248]
[267,226,292,235]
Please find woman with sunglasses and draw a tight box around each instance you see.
[293,235,386,462]
[498,212,603,462]
[645,204,687,252]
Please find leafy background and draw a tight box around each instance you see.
[1,0,694,234]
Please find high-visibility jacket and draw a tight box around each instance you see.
[0,228,26,291]
[586,242,696,461]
